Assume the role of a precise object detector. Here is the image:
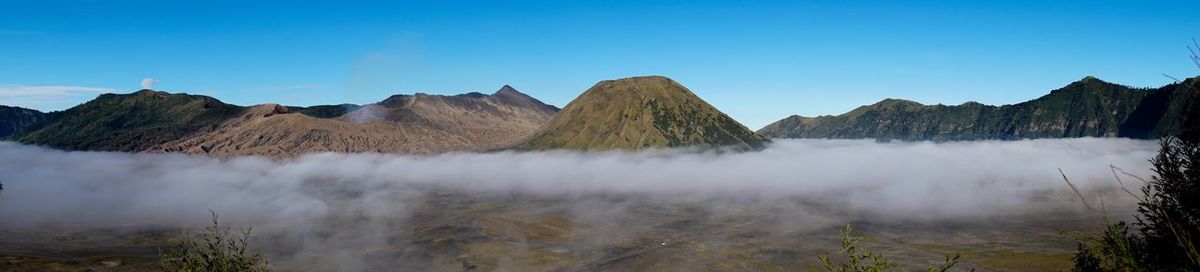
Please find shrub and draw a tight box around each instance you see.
[1072,39,1200,271]
[159,211,269,272]
[819,224,963,272]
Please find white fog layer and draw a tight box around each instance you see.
[0,138,1156,230]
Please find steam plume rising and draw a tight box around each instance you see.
[140,77,157,89]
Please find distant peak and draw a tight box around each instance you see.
[617,75,673,82]
[1074,75,1111,85]
[382,94,410,100]
[1057,76,1125,92]
[248,103,292,116]
[130,89,172,97]
[495,85,522,95]
[876,98,922,107]
[596,75,675,85]
[378,94,414,107]
[629,75,671,80]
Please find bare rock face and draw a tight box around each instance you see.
[154,86,559,157]
[517,76,766,151]
[154,104,475,157]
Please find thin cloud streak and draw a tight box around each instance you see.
[0,84,114,97]
[0,84,115,110]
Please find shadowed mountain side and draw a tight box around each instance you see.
[517,76,766,151]
[1117,78,1199,138]
[0,105,46,139]
[287,104,362,118]
[759,76,1198,141]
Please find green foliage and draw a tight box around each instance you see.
[159,211,269,272]
[1072,222,1146,271]
[1072,137,1200,272]
[1136,136,1200,268]
[759,76,1198,141]
[819,225,964,272]
[16,90,244,151]
[1072,44,1200,270]
[0,105,45,139]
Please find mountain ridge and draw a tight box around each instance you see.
[759,76,1197,141]
[12,86,560,157]
[3,75,1194,156]
[0,105,47,139]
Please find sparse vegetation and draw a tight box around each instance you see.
[819,225,964,272]
[519,76,767,151]
[159,211,269,272]
[1070,39,1200,271]
[16,90,244,151]
[1071,134,1200,271]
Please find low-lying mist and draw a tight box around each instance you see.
[0,138,1155,230]
[0,138,1159,270]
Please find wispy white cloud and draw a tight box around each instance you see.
[0,84,115,110]
[0,84,114,97]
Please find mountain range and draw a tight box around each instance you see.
[759,76,1198,141]
[10,86,560,157]
[1,75,1196,156]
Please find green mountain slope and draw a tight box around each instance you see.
[1118,78,1199,138]
[0,105,46,139]
[15,89,245,151]
[518,76,766,151]
[759,76,1190,141]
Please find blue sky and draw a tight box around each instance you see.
[1,0,1198,129]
